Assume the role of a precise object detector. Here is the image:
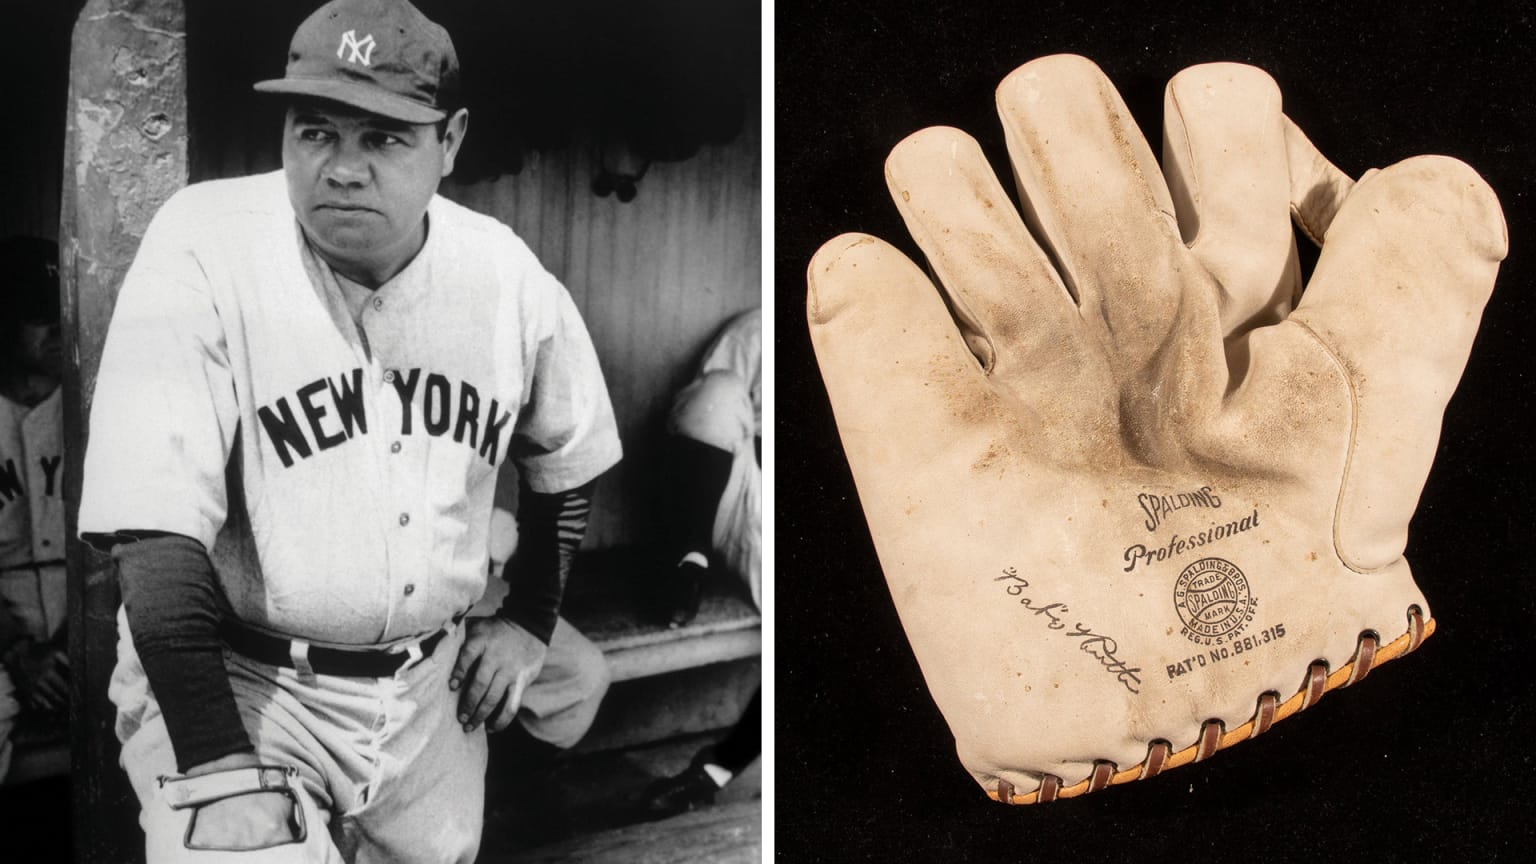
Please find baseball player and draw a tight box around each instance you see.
[79,0,620,860]
[0,235,68,782]
[642,308,760,814]
[657,308,761,625]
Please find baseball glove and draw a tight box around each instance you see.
[806,55,1505,803]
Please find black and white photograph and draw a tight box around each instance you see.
[1,0,761,861]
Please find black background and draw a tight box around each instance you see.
[776,1,1535,860]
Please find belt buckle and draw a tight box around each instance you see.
[288,639,315,679]
[401,639,425,668]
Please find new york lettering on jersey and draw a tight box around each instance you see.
[0,391,64,565]
[0,390,67,639]
[0,455,62,506]
[256,367,515,468]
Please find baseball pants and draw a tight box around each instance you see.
[110,611,607,862]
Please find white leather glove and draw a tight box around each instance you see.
[807,55,1505,803]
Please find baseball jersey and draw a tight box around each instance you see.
[700,309,761,608]
[80,171,621,646]
[0,388,66,640]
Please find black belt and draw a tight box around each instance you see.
[220,620,448,678]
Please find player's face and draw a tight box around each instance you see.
[283,100,468,282]
[8,319,62,380]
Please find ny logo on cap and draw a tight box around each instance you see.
[337,29,377,66]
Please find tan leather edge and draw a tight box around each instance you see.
[987,609,1434,805]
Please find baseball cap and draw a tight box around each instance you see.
[2,236,60,324]
[253,0,459,124]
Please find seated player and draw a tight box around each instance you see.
[658,308,761,625]
[0,236,68,781]
[642,307,762,816]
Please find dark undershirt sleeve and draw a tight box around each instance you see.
[111,532,254,772]
[498,479,594,644]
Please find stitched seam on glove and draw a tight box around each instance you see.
[990,610,1431,804]
[1292,317,1390,575]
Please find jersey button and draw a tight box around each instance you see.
[384,369,397,383]
[399,513,410,526]
[403,583,415,596]
[373,297,384,311]
[390,441,402,454]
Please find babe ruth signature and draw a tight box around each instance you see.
[994,568,1143,694]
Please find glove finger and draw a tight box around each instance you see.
[1162,63,1297,335]
[1284,117,1355,247]
[885,126,1081,378]
[996,55,1187,349]
[808,232,997,492]
[1290,155,1505,572]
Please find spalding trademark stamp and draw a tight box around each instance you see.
[1174,557,1258,646]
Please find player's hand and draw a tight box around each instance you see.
[24,647,70,712]
[450,616,547,733]
[182,754,301,849]
[4,639,71,712]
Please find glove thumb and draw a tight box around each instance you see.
[1289,155,1506,571]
